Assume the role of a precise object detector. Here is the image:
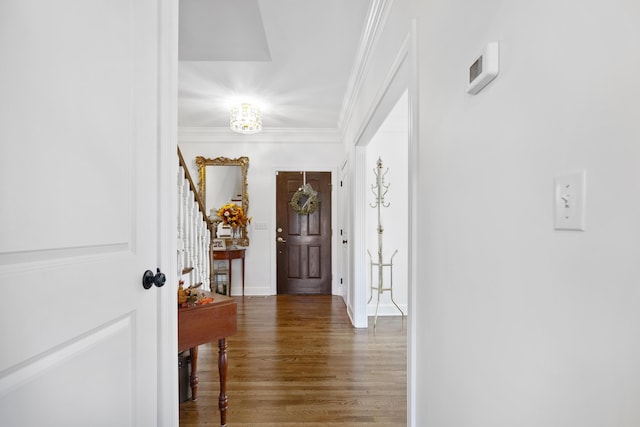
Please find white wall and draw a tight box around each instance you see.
[178,138,343,296]
[365,91,409,316]
[340,0,413,329]
[410,0,640,425]
[342,0,640,425]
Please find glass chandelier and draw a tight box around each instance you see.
[229,103,262,134]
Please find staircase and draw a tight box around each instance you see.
[177,147,212,290]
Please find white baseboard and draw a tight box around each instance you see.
[230,286,273,297]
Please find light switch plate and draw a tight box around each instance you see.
[554,171,586,231]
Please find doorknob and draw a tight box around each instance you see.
[342,240,348,244]
[142,268,166,290]
[277,236,287,243]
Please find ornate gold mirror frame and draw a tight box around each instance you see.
[195,156,249,246]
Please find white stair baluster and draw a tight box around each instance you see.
[177,170,186,275]
[178,159,213,295]
[193,204,202,285]
[186,193,195,286]
[181,178,191,275]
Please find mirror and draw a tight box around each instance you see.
[195,156,249,246]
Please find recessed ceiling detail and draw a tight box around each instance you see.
[178,0,372,131]
[179,0,271,61]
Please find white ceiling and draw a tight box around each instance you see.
[177,0,372,132]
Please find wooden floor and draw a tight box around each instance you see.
[179,295,407,426]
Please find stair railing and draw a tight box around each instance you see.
[178,147,212,290]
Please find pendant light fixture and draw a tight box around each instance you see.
[229,103,262,134]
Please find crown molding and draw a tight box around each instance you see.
[352,32,410,146]
[178,127,342,144]
[338,0,394,133]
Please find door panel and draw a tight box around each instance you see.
[309,246,320,277]
[288,245,301,277]
[0,0,161,425]
[276,172,331,294]
[1,317,133,427]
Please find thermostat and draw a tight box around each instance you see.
[466,42,499,95]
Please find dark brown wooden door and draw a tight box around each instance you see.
[276,171,332,294]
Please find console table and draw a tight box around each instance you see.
[211,248,246,296]
[178,294,237,426]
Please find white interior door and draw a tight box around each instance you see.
[338,161,351,301]
[0,1,166,425]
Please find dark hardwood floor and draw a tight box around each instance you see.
[179,295,407,426]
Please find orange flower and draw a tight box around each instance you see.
[217,203,249,227]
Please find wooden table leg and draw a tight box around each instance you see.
[189,346,199,401]
[241,256,245,296]
[218,338,229,426]
[227,259,232,296]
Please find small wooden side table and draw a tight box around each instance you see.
[211,248,246,296]
[178,294,237,426]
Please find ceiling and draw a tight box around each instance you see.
[177,0,372,133]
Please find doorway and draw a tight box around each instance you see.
[364,91,409,317]
[276,171,332,294]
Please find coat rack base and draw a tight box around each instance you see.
[367,250,404,327]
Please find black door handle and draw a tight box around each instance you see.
[342,240,348,244]
[142,268,166,289]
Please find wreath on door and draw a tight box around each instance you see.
[290,183,318,215]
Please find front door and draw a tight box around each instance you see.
[276,172,332,294]
[0,1,166,425]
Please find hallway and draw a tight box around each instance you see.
[179,295,407,426]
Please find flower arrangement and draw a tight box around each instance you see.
[217,202,250,227]
[177,280,213,306]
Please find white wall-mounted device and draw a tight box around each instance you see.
[554,170,586,231]
[466,42,500,95]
